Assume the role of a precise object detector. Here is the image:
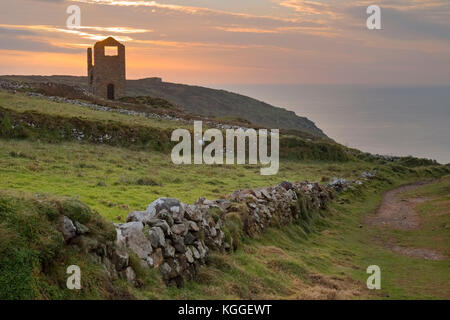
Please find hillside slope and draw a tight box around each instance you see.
[0,86,448,300]
[0,75,327,138]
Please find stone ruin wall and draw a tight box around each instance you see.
[88,38,126,100]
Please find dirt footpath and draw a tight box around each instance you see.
[366,180,446,261]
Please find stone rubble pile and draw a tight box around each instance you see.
[327,170,378,192]
[361,170,378,179]
[0,79,32,91]
[327,177,352,192]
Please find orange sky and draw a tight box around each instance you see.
[0,0,449,86]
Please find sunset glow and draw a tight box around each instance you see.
[0,0,449,85]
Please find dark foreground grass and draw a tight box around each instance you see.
[0,193,127,300]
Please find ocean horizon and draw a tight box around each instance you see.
[218,84,450,164]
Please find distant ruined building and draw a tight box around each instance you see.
[87,37,126,100]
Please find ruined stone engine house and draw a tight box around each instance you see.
[87,37,126,100]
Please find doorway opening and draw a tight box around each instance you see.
[107,84,115,100]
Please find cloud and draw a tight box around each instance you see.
[69,0,302,23]
[28,0,65,2]
[74,26,152,33]
[215,26,280,34]
[1,0,449,85]
[276,0,330,15]
[214,25,338,37]
[0,33,80,53]
[0,24,145,42]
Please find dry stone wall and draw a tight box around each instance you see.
[52,172,375,287]
[115,180,337,287]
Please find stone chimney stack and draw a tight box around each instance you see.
[87,48,93,74]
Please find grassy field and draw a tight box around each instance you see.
[0,139,372,221]
[0,91,188,130]
[0,89,362,221]
[0,89,448,300]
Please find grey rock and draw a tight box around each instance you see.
[74,221,89,235]
[362,170,376,179]
[191,246,201,260]
[195,197,206,205]
[247,202,257,209]
[58,216,77,242]
[327,177,351,192]
[202,199,217,206]
[195,241,207,259]
[252,189,262,198]
[146,256,154,267]
[117,222,153,260]
[126,210,155,225]
[157,209,174,226]
[184,232,196,245]
[185,247,194,263]
[160,263,173,280]
[102,257,118,280]
[163,243,176,258]
[216,199,232,211]
[154,220,172,236]
[187,221,199,232]
[124,266,136,284]
[279,181,293,190]
[171,223,187,235]
[146,218,164,226]
[260,188,272,199]
[184,205,203,222]
[217,230,225,241]
[111,245,129,272]
[173,236,187,253]
[147,227,166,248]
[148,197,183,219]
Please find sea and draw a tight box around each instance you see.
[219,84,450,164]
